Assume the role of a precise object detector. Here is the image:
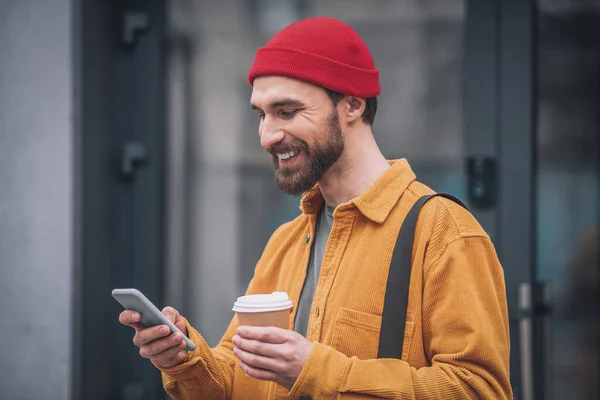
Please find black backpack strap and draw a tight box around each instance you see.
[377,193,467,359]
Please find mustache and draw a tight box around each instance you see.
[267,140,309,156]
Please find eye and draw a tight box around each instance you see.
[279,109,298,120]
[257,112,265,121]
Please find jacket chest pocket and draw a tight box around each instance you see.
[327,307,382,360]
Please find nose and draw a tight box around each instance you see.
[259,116,285,149]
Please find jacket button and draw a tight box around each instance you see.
[305,233,310,244]
[300,397,312,400]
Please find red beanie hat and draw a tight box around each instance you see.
[248,16,380,98]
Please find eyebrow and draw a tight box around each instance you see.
[251,98,304,110]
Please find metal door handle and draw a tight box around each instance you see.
[121,141,147,179]
[123,12,149,47]
[519,282,534,400]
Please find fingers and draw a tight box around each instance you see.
[233,345,284,371]
[119,310,143,330]
[162,306,177,321]
[232,335,289,359]
[135,330,188,368]
[238,360,279,382]
[119,306,190,369]
[148,340,188,368]
[235,327,289,344]
[232,328,312,390]
[139,333,185,358]
[162,306,188,335]
[133,324,171,347]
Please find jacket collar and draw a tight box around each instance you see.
[299,159,416,223]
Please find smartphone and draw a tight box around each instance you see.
[112,288,196,351]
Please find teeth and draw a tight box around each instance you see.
[277,150,297,160]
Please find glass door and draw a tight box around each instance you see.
[535,1,600,399]
[165,0,469,346]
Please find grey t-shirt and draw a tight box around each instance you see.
[294,203,335,337]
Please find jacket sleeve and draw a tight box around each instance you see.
[154,221,296,399]
[288,236,513,400]
[155,314,239,400]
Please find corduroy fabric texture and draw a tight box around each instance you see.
[248,16,380,97]
[157,159,512,400]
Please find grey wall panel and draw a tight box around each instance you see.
[75,0,120,397]
[0,1,73,399]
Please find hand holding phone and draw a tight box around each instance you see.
[112,288,196,352]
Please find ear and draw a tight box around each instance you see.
[342,96,366,124]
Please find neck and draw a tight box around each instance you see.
[318,124,390,207]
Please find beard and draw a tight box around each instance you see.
[268,110,344,196]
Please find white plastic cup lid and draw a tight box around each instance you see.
[232,291,293,313]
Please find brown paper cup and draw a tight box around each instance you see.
[232,292,293,330]
[236,308,290,329]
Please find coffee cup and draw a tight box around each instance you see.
[232,291,293,329]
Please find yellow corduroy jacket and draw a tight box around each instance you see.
[158,159,512,400]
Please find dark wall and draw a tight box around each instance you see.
[74,0,167,399]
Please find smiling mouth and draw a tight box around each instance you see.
[276,150,298,161]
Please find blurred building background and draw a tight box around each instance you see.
[0,0,598,399]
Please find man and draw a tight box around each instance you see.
[120,16,512,399]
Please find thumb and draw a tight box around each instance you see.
[162,306,179,322]
[163,306,188,336]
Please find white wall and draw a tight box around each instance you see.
[0,1,73,399]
